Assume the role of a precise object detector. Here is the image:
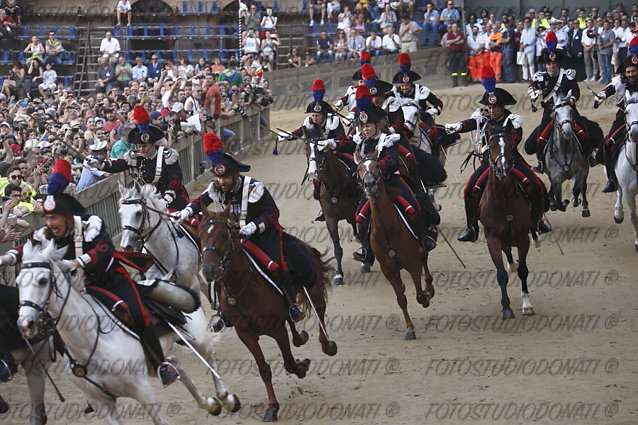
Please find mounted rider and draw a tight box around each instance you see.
[0,160,180,386]
[87,106,190,212]
[446,66,550,242]
[176,136,314,328]
[594,37,638,193]
[525,31,590,173]
[333,51,370,117]
[319,85,440,265]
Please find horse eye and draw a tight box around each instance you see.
[38,277,48,286]
[135,211,142,218]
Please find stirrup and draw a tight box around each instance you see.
[157,362,180,387]
[352,247,372,264]
[421,236,437,252]
[289,304,305,323]
[0,359,17,383]
[537,220,551,234]
[602,179,617,193]
[532,161,544,173]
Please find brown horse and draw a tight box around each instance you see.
[198,206,337,422]
[479,123,536,319]
[308,142,361,282]
[355,149,435,340]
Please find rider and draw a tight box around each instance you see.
[334,51,370,116]
[176,143,313,327]
[87,106,190,212]
[525,31,589,173]
[594,37,638,193]
[391,53,444,145]
[0,160,179,386]
[446,66,550,242]
[319,85,440,265]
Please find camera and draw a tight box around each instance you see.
[59,148,68,155]
[205,115,214,122]
[43,163,50,168]
[71,127,79,133]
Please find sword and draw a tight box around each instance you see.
[581,80,601,109]
[166,322,222,380]
[542,213,564,256]
[434,225,466,269]
[440,145,460,183]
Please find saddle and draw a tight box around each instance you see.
[179,221,201,248]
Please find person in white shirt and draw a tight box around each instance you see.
[555,20,569,49]
[131,55,148,82]
[38,62,57,96]
[466,25,486,82]
[580,19,598,81]
[519,17,537,81]
[100,31,120,66]
[382,26,401,54]
[617,17,631,67]
[260,8,277,37]
[116,0,132,26]
[366,30,383,56]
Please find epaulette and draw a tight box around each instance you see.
[163,147,179,165]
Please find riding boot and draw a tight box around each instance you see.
[0,352,17,382]
[602,149,618,193]
[531,198,551,234]
[415,211,436,252]
[352,222,374,265]
[458,196,479,242]
[533,145,546,173]
[312,181,321,200]
[138,327,179,387]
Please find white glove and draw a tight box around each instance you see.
[0,254,13,267]
[528,86,539,101]
[426,107,440,116]
[317,139,336,151]
[84,156,105,170]
[595,91,606,103]
[445,122,462,134]
[334,99,344,110]
[239,222,258,238]
[59,259,80,272]
[346,111,355,121]
[276,134,287,143]
[175,208,192,222]
[161,192,174,209]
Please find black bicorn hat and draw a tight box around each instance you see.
[392,53,421,84]
[42,159,86,216]
[128,106,165,145]
[212,153,251,177]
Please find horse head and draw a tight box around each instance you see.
[486,123,515,182]
[625,90,638,144]
[553,90,574,141]
[118,183,163,252]
[355,148,381,198]
[199,204,238,282]
[16,240,67,339]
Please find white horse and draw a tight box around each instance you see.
[118,183,239,411]
[613,91,638,251]
[15,239,238,425]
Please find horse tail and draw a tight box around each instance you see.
[299,245,333,313]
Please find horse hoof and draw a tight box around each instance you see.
[522,307,536,316]
[333,274,344,285]
[614,215,624,224]
[262,409,278,422]
[635,243,638,253]
[502,309,514,320]
[582,209,590,218]
[405,330,416,340]
[416,293,430,308]
[206,397,222,416]
[227,394,241,413]
[323,340,338,356]
[572,198,580,207]
[360,263,370,273]
[0,396,8,414]
[293,330,309,347]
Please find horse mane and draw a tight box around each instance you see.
[139,184,165,210]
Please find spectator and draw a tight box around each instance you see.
[109,123,135,159]
[303,50,316,66]
[439,1,460,39]
[337,6,352,33]
[245,4,261,32]
[76,140,109,191]
[395,0,414,20]
[567,19,585,80]
[378,4,397,33]
[501,18,516,83]
[0,8,16,49]
[423,2,439,46]
[618,17,631,68]
[519,17,537,82]
[554,20,569,50]
[347,28,365,59]
[24,58,43,96]
[242,28,260,57]
[368,0,382,23]
[288,47,303,67]
[210,57,225,74]
[366,30,383,56]
[184,84,202,116]
[260,7,277,39]
[535,25,547,72]
[467,25,487,83]
[95,57,116,93]
[116,0,132,26]
[261,32,279,70]
[100,30,120,66]
[576,8,587,29]
[446,23,467,86]
[316,31,334,64]
[177,55,194,80]
[334,30,349,62]
[146,53,162,86]
[1,0,21,26]
[2,61,25,99]
[488,23,504,81]
[398,14,422,53]
[597,19,614,83]
[465,14,478,35]
[218,59,243,86]
[43,30,64,69]
[382,25,401,54]
[351,7,366,33]
[23,35,44,65]
[114,56,133,89]
[131,56,147,82]
[581,19,598,82]
[327,0,342,22]
[309,0,326,26]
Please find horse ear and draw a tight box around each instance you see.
[566,89,572,99]
[223,203,231,216]
[354,149,362,164]
[118,182,126,196]
[373,148,379,159]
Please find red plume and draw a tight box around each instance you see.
[398,53,411,66]
[480,66,495,79]
[53,159,72,183]
[311,79,325,92]
[360,51,371,62]
[203,132,223,153]
[132,105,151,124]
[355,84,372,100]
[545,31,558,43]
[361,63,377,80]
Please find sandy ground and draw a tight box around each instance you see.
[2,82,638,425]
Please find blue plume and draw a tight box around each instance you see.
[206,150,224,166]
[136,121,150,134]
[630,44,638,56]
[546,41,557,52]
[47,172,69,196]
[356,96,371,113]
[482,76,496,94]
[364,77,377,88]
[312,89,325,103]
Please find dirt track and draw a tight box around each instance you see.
[3,82,638,425]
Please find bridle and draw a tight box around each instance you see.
[120,197,163,246]
[17,262,62,316]
[553,99,574,136]
[487,132,511,178]
[625,96,638,141]
[201,217,240,283]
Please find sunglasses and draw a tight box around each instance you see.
[10,175,23,180]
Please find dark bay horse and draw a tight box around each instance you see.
[198,206,337,422]
[355,149,435,340]
[308,142,361,283]
[479,124,535,319]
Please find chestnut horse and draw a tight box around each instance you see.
[198,206,337,422]
[355,149,435,340]
[479,124,535,319]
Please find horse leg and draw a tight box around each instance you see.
[326,216,344,285]
[571,178,581,207]
[419,250,435,305]
[614,188,625,224]
[84,396,128,425]
[381,265,416,340]
[517,244,534,316]
[126,379,171,425]
[486,236,513,319]
[181,308,240,413]
[287,319,309,347]
[24,354,47,425]
[503,248,518,274]
[577,172,591,217]
[165,356,224,415]
[623,189,638,251]
[235,329,280,422]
